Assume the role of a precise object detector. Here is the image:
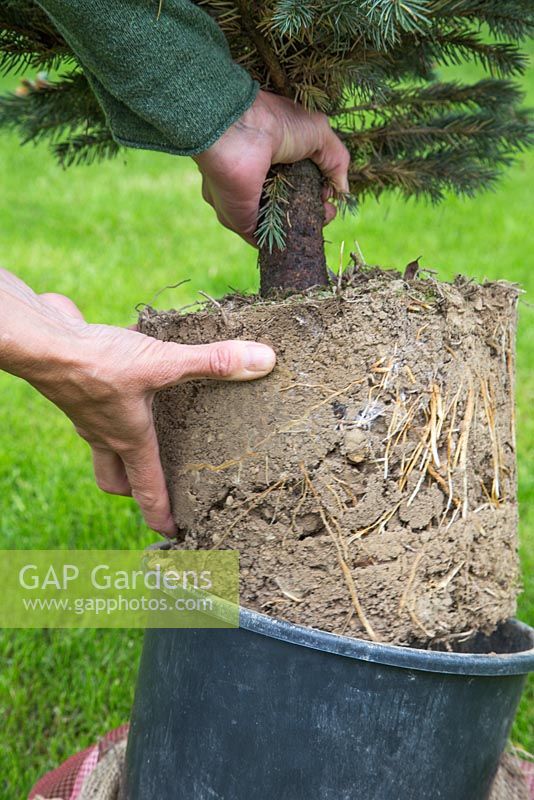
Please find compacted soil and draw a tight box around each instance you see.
[140,270,520,645]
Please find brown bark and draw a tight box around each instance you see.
[259,159,328,295]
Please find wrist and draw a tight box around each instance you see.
[193,90,280,167]
[234,90,280,144]
[0,272,87,388]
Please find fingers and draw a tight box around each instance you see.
[92,445,132,496]
[210,203,258,246]
[200,176,213,208]
[311,119,350,195]
[218,204,261,247]
[321,185,337,226]
[266,94,350,193]
[78,405,174,534]
[118,426,176,536]
[65,325,274,536]
[323,202,337,225]
[125,339,275,532]
[146,339,276,389]
[219,181,265,245]
[202,174,263,246]
[194,90,350,245]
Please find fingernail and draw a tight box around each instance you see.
[244,343,276,374]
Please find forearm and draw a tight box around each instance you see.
[35,0,258,155]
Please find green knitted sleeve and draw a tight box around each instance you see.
[36,0,259,155]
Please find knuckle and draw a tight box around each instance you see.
[107,437,133,456]
[208,343,236,378]
[313,111,328,125]
[132,489,165,514]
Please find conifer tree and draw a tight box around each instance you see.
[1,0,532,292]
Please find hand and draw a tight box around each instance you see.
[0,271,276,536]
[193,90,350,245]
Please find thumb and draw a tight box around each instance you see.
[146,339,276,390]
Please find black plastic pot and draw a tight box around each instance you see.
[124,611,534,800]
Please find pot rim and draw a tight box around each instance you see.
[148,543,533,677]
[239,608,534,677]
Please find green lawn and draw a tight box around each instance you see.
[0,68,533,795]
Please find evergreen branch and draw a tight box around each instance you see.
[305,3,377,51]
[0,0,531,205]
[363,0,432,45]
[348,151,508,201]
[430,0,534,41]
[54,131,119,168]
[271,0,431,51]
[0,0,71,74]
[333,79,524,118]
[256,171,291,252]
[0,71,104,144]
[234,0,293,95]
[413,31,529,76]
[0,70,118,167]
[271,0,315,38]
[336,191,359,217]
[341,110,533,160]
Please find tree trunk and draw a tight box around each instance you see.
[259,159,328,295]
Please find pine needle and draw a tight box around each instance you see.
[256,172,290,252]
